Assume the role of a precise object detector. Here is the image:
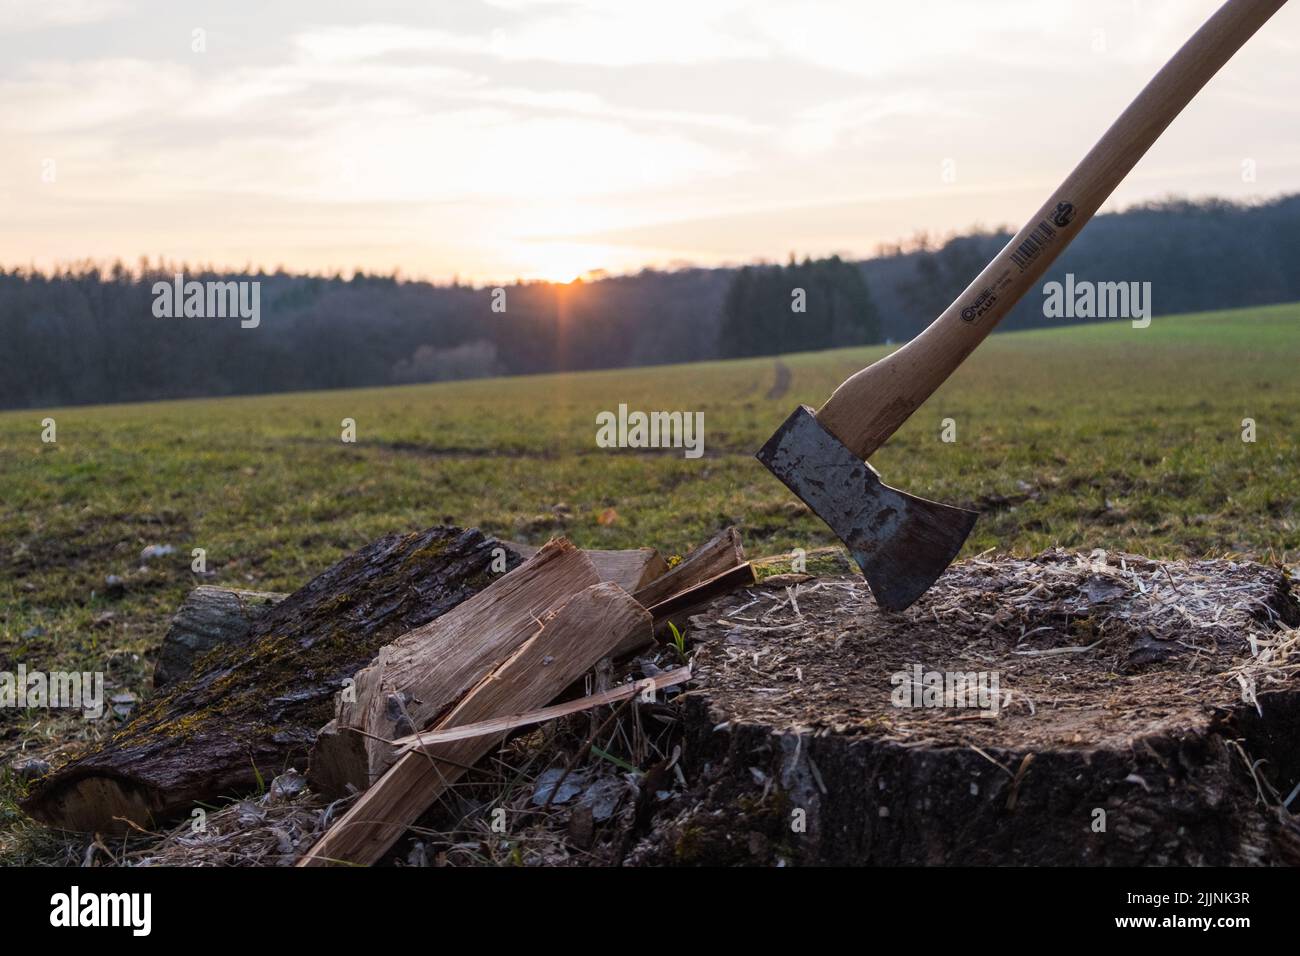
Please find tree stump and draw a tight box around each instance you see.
[23,526,522,832]
[631,551,1300,866]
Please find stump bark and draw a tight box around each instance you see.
[23,525,523,832]
[629,551,1300,866]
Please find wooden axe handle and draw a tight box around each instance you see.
[817,0,1287,460]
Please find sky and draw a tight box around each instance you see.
[1,0,1297,284]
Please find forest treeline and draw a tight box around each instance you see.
[2,194,1298,409]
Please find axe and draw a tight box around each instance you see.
[757,0,1287,612]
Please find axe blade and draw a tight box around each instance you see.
[756,405,977,612]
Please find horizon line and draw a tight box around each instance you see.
[4,191,1289,290]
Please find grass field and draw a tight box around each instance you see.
[2,301,1299,857]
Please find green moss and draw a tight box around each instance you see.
[402,538,450,569]
[753,546,853,580]
[315,592,357,616]
[674,789,795,865]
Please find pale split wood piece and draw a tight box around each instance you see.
[307,538,601,796]
[632,527,746,610]
[388,665,692,758]
[297,580,653,866]
[506,541,669,593]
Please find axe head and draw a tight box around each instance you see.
[756,405,978,612]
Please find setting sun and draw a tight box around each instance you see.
[510,240,632,284]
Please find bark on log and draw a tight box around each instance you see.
[307,538,604,796]
[299,580,653,865]
[153,587,287,689]
[627,554,1300,866]
[22,526,522,832]
[151,547,667,690]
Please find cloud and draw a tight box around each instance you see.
[0,0,132,34]
[281,107,743,203]
[293,6,767,68]
[291,23,471,63]
[0,58,193,132]
[0,52,744,210]
[1,0,1295,281]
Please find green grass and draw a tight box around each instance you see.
[1,302,1298,856]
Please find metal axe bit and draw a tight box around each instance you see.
[757,0,1287,612]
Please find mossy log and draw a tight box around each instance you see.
[23,526,522,832]
[629,553,1300,866]
[153,586,287,689]
[152,545,674,691]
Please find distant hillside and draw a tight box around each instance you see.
[3,194,1298,409]
[861,194,1300,341]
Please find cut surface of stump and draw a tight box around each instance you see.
[23,525,522,832]
[632,550,1300,866]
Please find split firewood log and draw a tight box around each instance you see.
[22,526,522,832]
[309,529,754,798]
[631,527,746,609]
[308,538,604,796]
[506,542,668,593]
[299,578,653,866]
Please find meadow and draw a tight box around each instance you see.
[1,301,1298,857]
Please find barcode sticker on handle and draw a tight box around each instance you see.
[1009,219,1057,271]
